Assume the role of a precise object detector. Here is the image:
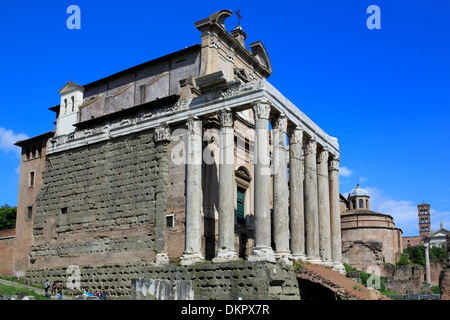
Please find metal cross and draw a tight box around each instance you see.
[235,9,243,26]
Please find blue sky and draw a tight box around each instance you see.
[0,1,448,236]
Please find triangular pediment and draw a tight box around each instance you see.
[58,81,84,95]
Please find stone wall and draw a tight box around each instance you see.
[29,129,169,269]
[385,264,423,294]
[25,261,299,300]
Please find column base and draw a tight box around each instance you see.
[275,251,293,265]
[180,251,204,266]
[154,252,170,266]
[332,262,346,275]
[306,257,322,265]
[248,246,276,263]
[320,259,334,267]
[212,248,239,263]
[291,254,307,262]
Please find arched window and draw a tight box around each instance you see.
[71,96,75,112]
[366,199,369,209]
[64,99,67,114]
[359,199,364,209]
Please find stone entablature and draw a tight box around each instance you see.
[47,79,339,158]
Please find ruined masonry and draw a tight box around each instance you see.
[14,10,346,299]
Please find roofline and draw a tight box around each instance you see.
[74,94,179,130]
[82,44,201,90]
[14,131,55,147]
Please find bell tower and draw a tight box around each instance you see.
[55,81,84,136]
[418,203,431,245]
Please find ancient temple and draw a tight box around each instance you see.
[12,10,345,299]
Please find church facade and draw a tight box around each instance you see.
[12,10,344,298]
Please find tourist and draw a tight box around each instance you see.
[44,279,50,296]
[100,288,107,300]
[52,282,57,296]
[58,286,63,300]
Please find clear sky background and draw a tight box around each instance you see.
[0,0,448,236]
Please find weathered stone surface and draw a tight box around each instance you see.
[30,129,169,269]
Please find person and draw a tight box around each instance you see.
[44,280,50,296]
[95,290,100,298]
[100,288,107,300]
[52,282,57,296]
[58,286,63,300]
[84,287,89,296]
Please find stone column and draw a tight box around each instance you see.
[153,124,171,266]
[425,242,431,285]
[289,126,306,261]
[213,108,238,263]
[304,138,321,263]
[329,156,345,273]
[248,101,275,262]
[317,148,332,265]
[180,117,204,266]
[272,114,292,264]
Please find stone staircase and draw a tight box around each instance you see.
[296,262,390,300]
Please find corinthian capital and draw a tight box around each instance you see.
[289,126,303,145]
[252,100,271,120]
[218,108,233,127]
[186,117,202,136]
[273,113,288,133]
[317,148,329,164]
[304,139,317,155]
[154,123,171,142]
[329,156,340,172]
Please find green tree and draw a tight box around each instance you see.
[403,245,425,267]
[0,205,17,230]
[429,246,447,261]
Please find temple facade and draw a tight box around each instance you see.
[12,10,345,298]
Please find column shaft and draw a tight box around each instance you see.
[213,109,238,262]
[272,114,291,263]
[329,156,345,273]
[317,148,332,265]
[248,101,275,262]
[289,126,306,261]
[180,117,204,265]
[304,138,320,263]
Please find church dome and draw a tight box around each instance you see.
[349,184,370,197]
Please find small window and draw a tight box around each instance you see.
[237,187,245,223]
[71,96,75,112]
[359,199,364,209]
[26,146,31,160]
[27,206,33,220]
[29,171,35,187]
[61,207,68,215]
[31,144,36,158]
[166,214,174,228]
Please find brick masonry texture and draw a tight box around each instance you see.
[28,129,169,269]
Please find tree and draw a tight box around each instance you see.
[0,205,17,230]
[429,246,447,261]
[403,245,425,267]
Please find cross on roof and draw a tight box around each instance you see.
[235,9,243,26]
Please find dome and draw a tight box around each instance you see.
[349,184,370,197]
